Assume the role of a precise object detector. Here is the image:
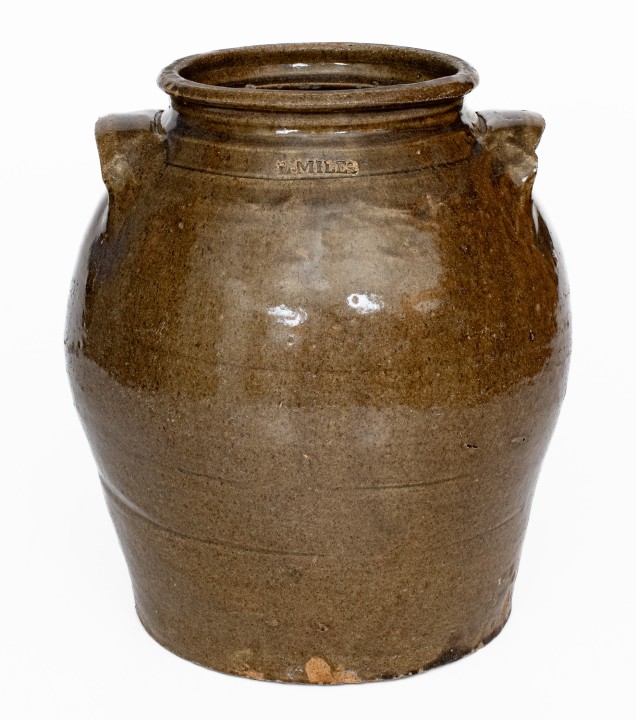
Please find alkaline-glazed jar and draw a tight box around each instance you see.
[66,43,571,683]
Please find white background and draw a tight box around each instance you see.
[2,1,634,718]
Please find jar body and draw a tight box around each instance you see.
[66,48,570,683]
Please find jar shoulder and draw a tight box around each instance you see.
[66,163,570,409]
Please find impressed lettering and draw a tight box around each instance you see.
[277,159,360,176]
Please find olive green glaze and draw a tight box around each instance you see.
[66,44,571,683]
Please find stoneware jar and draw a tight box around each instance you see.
[66,43,571,683]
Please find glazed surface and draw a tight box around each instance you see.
[66,44,570,683]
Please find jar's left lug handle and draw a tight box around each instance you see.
[95,110,166,235]
[476,110,545,193]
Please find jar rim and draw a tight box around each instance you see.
[158,43,478,113]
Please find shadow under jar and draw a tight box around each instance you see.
[66,43,571,684]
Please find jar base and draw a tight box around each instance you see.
[134,603,512,684]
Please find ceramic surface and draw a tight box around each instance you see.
[66,43,571,683]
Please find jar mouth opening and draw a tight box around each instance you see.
[158,43,478,113]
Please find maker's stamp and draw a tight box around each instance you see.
[277,159,360,176]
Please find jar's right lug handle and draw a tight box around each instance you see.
[476,110,545,193]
